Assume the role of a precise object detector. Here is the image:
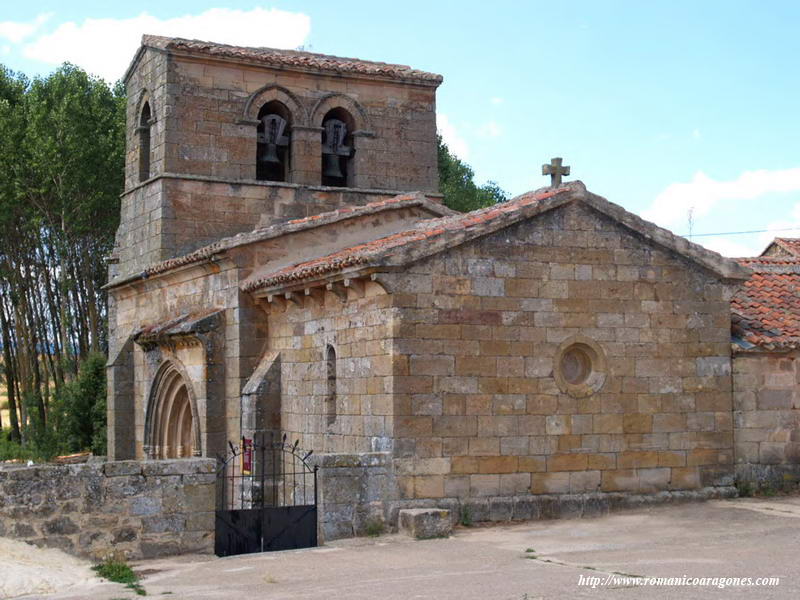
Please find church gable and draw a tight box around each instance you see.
[241,182,749,299]
[386,198,741,500]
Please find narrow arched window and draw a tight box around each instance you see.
[138,101,152,182]
[325,344,337,426]
[321,108,355,187]
[256,101,291,182]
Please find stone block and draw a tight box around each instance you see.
[601,469,639,492]
[499,472,531,495]
[470,474,500,497]
[104,461,143,477]
[398,508,452,539]
[532,472,570,494]
[547,453,588,472]
[670,467,701,490]
[414,475,444,498]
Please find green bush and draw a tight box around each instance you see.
[0,431,35,461]
[1,352,107,462]
[55,352,107,455]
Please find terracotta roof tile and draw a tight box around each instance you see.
[141,35,443,85]
[241,186,570,292]
[242,182,750,294]
[732,257,800,350]
[138,193,445,279]
[761,237,800,257]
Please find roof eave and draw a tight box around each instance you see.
[139,35,443,87]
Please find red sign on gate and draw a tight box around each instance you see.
[241,438,253,475]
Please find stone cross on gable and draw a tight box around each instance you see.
[542,157,570,187]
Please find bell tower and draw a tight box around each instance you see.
[110,35,443,284]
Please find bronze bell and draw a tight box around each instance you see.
[323,153,344,179]
[259,143,281,165]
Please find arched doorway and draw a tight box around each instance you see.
[145,361,199,459]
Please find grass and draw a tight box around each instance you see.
[459,505,473,527]
[735,477,800,498]
[364,519,385,537]
[92,560,146,596]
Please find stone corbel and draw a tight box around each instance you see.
[326,281,348,302]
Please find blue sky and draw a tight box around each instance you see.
[2,1,799,256]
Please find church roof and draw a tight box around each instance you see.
[760,237,800,257]
[732,256,800,351]
[102,192,452,289]
[242,182,751,294]
[128,35,443,86]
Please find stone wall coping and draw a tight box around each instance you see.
[1,458,216,480]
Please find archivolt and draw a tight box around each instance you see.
[144,360,201,459]
[242,84,308,126]
[310,93,371,131]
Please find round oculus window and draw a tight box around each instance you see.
[560,345,592,385]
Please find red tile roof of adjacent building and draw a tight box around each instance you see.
[760,237,800,257]
[136,35,443,86]
[732,256,800,350]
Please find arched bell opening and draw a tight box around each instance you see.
[321,108,355,187]
[256,100,292,182]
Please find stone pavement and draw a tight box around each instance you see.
[33,497,800,599]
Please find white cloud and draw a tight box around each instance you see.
[20,8,310,83]
[478,120,503,138]
[751,202,800,254]
[490,97,504,105]
[437,113,469,160]
[643,167,800,229]
[691,128,701,140]
[697,237,760,258]
[0,13,52,44]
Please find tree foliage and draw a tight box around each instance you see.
[55,352,107,455]
[0,62,124,454]
[437,135,508,212]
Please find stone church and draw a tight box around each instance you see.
[106,35,797,536]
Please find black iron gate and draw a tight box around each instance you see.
[215,434,318,557]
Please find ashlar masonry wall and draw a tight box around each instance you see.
[733,350,800,487]
[386,201,737,505]
[0,459,216,560]
[267,283,396,455]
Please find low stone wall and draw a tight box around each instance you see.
[0,458,216,560]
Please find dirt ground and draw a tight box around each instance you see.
[10,496,800,599]
[0,537,96,599]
